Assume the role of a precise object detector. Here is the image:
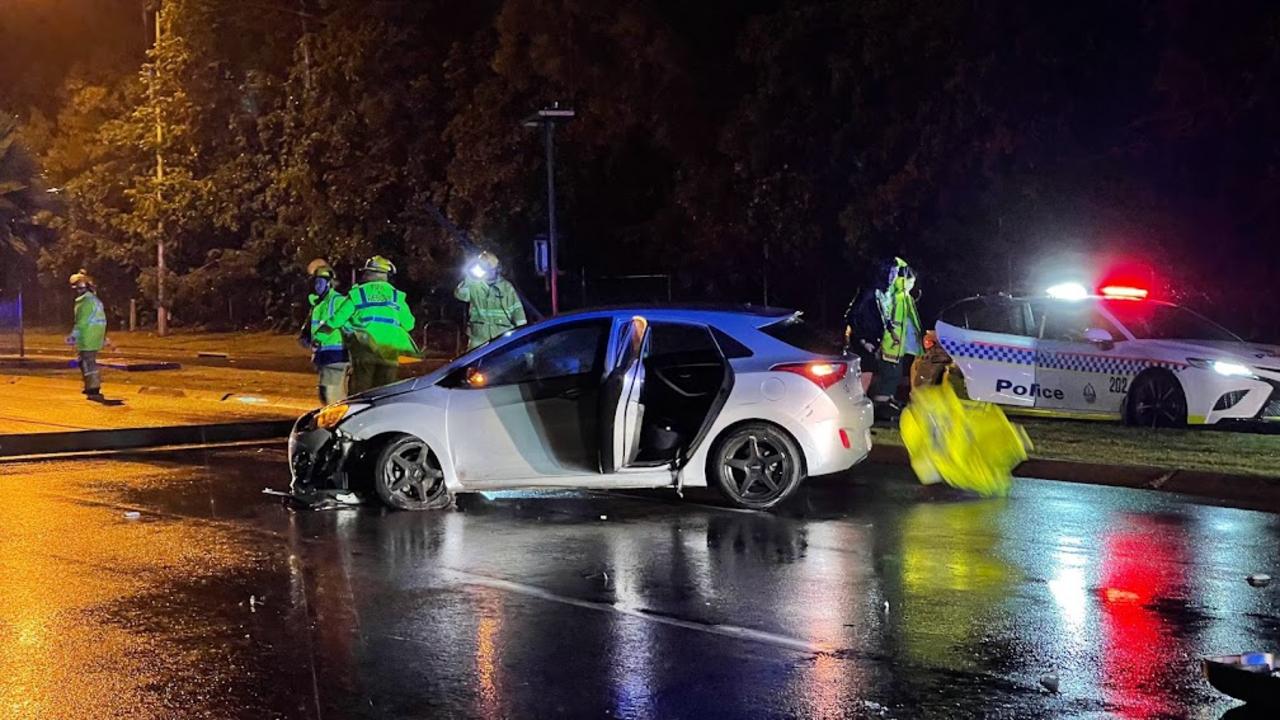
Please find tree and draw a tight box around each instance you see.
[0,113,47,292]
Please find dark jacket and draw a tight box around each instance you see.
[845,289,884,350]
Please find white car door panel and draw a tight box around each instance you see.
[600,316,649,474]
[936,298,1036,407]
[446,319,609,486]
[1031,300,1128,414]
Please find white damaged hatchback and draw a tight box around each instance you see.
[289,306,874,511]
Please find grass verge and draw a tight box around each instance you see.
[872,417,1280,478]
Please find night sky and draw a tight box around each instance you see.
[2,1,1278,336]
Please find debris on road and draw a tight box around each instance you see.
[261,488,292,498]
[1039,673,1060,693]
[123,511,141,520]
[1247,574,1272,588]
[856,699,887,715]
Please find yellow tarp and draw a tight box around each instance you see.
[899,383,1032,497]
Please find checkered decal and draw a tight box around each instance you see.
[940,337,1186,374]
[939,338,1034,366]
[1038,352,1184,374]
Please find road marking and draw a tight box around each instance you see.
[448,568,835,656]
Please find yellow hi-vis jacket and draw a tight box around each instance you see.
[455,277,526,350]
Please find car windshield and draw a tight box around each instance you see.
[1106,301,1243,342]
[761,316,843,355]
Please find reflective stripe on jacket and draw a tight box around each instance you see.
[348,281,418,357]
[876,288,923,362]
[308,290,352,365]
[72,292,107,352]
[454,277,527,350]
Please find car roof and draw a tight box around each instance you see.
[548,304,798,326]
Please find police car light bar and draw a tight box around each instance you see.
[1046,282,1089,300]
[1100,285,1149,299]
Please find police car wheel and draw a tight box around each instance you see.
[372,434,451,511]
[1125,371,1187,429]
[709,423,804,510]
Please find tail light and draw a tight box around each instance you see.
[772,361,849,390]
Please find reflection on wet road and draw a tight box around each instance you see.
[1,445,1278,718]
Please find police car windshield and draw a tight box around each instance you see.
[1106,301,1242,342]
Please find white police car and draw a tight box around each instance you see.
[934,286,1280,426]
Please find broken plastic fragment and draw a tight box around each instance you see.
[1040,674,1060,693]
[1247,574,1272,588]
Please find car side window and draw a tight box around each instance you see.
[1033,302,1120,342]
[648,322,719,360]
[952,298,1027,336]
[473,321,607,387]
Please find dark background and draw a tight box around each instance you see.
[1,0,1277,338]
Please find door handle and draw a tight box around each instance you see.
[559,387,583,400]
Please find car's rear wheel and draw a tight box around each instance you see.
[372,434,451,510]
[708,423,804,510]
[1126,370,1188,428]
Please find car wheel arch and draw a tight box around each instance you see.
[346,429,459,494]
[1124,367,1189,426]
[704,418,809,479]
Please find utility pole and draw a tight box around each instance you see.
[523,104,575,316]
[151,0,168,336]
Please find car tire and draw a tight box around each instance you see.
[1125,370,1188,428]
[708,422,805,510]
[372,434,452,511]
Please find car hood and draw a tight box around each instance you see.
[344,362,457,403]
[347,376,421,402]
[1136,339,1280,366]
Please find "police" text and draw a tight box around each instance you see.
[996,379,1065,400]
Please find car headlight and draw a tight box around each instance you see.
[315,402,369,430]
[1187,358,1257,378]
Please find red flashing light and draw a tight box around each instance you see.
[772,361,849,390]
[1100,285,1149,300]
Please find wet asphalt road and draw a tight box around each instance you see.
[1,447,1278,719]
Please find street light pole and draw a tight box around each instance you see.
[151,0,168,336]
[523,104,574,316]
[543,119,559,316]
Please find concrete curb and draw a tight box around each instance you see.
[868,444,1280,512]
[0,372,314,412]
[0,420,294,459]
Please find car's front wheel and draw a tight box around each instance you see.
[708,423,804,510]
[372,434,452,510]
[1125,370,1188,428]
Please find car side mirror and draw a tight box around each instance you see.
[1083,327,1114,344]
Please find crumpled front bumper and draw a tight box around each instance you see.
[289,411,355,494]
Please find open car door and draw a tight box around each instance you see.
[599,316,649,473]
